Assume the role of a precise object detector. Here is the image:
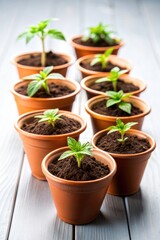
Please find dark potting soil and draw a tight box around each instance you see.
[96,132,151,154]
[17,51,67,67]
[80,60,125,72]
[91,100,143,117]
[21,115,81,135]
[48,155,110,181]
[74,37,118,47]
[16,82,73,98]
[90,79,139,93]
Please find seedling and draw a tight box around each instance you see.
[106,90,132,114]
[96,67,128,91]
[90,48,113,69]
[58,137,93,168]
[107,118,138,144]
[17,18,65,67]
[35,108,61,127]
[82,22,120,45]
[23,66,64,97]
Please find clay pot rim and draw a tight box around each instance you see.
[12,51,75,70]
[11,78,81,101]
[81,73,147,96]
[85,95,151,120]
[42,146,117,185]
[76,54,132,75]
[70,35,124,51]
[14,109,87,139]
[92,128,156,158]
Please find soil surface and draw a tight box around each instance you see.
[48,155,110,181]
[91,99,143,117]
[96,132,151,154]
[80,60,125,72]
[89,79,139,93]
[17,51,67,67]
[16,82,73,98]
[21,115,81,135]
[74,37,118,47]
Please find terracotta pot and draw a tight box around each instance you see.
[12,52,74,78]
[92,129,156,196]
[15,110,86,180]
[11,78,81,115]
[77,54,132,78]
[42,147,117,224]
[81,73,147,99]
[85,95,150,133]
[70,35,124,58]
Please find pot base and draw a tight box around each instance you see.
[58,213,98,225]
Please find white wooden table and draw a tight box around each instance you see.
[0,0,160,239]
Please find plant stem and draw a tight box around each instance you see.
[113,81,117,91]
[41,36,46,67]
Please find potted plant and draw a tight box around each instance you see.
[76,48,132,78]
[85,90,150,133]
[15,109,86,180]
[92,119,156,196]
[81,67,146,99]
[70,22,124,58]
[11,66,81,115]
[13,18,74,78]
[42,137,117,224]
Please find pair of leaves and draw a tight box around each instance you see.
[17,18,65,44]
[107,118,137,143]
[59,137,93,168]
[23,66,64,97]
[90,48,113,69]
[106,90,132,114]
[35,109,61,127]
[96,67,128,91]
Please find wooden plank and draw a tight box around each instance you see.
[75,0,130,238]
[76,196,130,240]
[114,0,160,239]
[8,157,72,240]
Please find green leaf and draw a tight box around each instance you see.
[95,77,108,83]
[90,58,100,66]
[22,74,41,80]
[119,102,131,114]
[58,150,75,160]
[106,91,118,99]
[25,32,35,44]
[42,66,53,75]
[48,29,65,40]
[27,80,43,96]
[107,99,121,108]
[104,48,114,57]
[123,122,138,131]
[46,73,64,79]
[17,31,28,40]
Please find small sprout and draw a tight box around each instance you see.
[35,108,61,127]
[96,67,128,91]
[107,118,138,144]
[106,90,132,114]
[82,22,120,45]
[90,48,113,69]
[23,66,64,97]
[58,137,93,168]
[17,18,65,67]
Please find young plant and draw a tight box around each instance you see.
[23,66,64,97]
[90,48,113,69]
[58,137,93,168]
[82,22,120,45]
[106,90,132,114]
[95,67,128,91]
[107,118,137,144]
[17,18,65,67]
[35,108,61,127]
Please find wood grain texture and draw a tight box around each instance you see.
[114,0,160,239]
[8,157,72,240]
